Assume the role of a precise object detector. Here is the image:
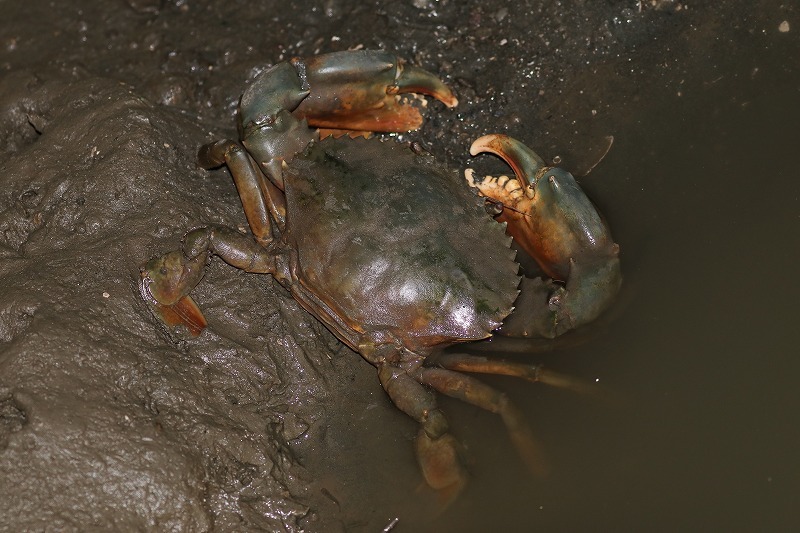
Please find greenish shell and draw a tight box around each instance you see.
[282,136,520,352]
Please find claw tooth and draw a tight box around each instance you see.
[506,177,519,189]
[464,168,479,189]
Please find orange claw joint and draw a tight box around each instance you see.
[139,250,208,336]
[467,134,621,337]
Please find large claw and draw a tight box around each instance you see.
[236,50,458,189]
[293,50,457,133]
[239,50,457,139]
[236,50,457,189]
[467,134,621,337]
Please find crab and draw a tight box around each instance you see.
[139,50,621,500]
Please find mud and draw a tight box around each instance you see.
[1,0,797,531]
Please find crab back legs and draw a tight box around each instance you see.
[369,353,550,504]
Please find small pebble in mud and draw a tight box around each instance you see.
[778,20,790,33]
[125,0,163,14]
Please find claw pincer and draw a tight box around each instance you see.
[239,50,457,140]
[467,134,621,337]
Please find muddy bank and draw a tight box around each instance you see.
[0,73,336,529]
[1,0,797,531]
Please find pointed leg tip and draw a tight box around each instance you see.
[508,426,552,479]
[434,478,467,509]
[140,257,208,336]
[415,430,469,506]
[151,296,208,337]
[170,295,208,336]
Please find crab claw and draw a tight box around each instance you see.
[468,134,621,336]
[468,134,617,281]
[292,50,458,133]
[139,250,208,336]
[391,61,459,108]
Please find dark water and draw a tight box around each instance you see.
[320,23,800,533]
[439,43,799,533]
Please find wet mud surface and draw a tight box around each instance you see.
[1,1,798,531]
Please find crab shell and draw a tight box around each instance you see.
[280,136,521,355]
